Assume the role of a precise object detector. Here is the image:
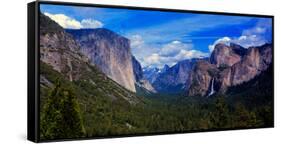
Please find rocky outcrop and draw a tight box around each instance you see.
[136,79,157,93]
[187,60,218,96]
[210,43,242,67]
[132,56,156,93]
[187,43,272,96]
[66,28,136,92]
[230,43,247,56]
[40,13,140,104]
[230,44,272,85]
[217,44,272,92]
[132,56,143,82]
[40,13,87,81]
[216,68,232,93]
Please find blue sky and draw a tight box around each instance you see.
[40,4,272,68]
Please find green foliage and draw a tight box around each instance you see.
[232,103,260,128]
[40,61,273,140]
[40,79,85,140]
[209,96,230,128]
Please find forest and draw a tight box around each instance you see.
[39,61,273,140]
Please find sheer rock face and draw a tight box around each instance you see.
[137,79,157,93]
[186,60,218,96]
[40,13,140,104]
[132,56,143,82]
[187,43,272,96]
[230,44,272,86]
[132,56,156,93]
[40,13,87,81]
[67,28,136,92]
[230,43,247,56]
[217,68,232,93]
[210,43,242,67]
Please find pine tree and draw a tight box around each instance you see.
[40,79,85,139]
[210,96,230,128]
[234,103,258,128]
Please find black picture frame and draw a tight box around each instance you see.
[28,1,274,142]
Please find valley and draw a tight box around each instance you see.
[39,11,273,140]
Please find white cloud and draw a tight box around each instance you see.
[232,35,266,48]
[129,34,158,66]
[144,53,161,66]
[44,12,82,29]
[130,34,144,48]
[175,49,208,60]
[243,27,266,35]
[160,40,193,57]
[44,12,103,29]
[208,37,231,52]
[129,36,209,68]
[126,14,253,46]
[208,19,272,52]
[143,40,208,68]
[81,19,104,29]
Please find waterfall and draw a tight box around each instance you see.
[208,78,215,97]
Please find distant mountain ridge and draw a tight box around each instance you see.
[152,58,203,93]
[142,67,162,84]
[142,42,272,97]
[41,12,272,98]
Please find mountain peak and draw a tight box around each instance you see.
[211,42,242,67]
[214,43,229,49]
[40,12,64,34]
[66,28,129,44]
[229,43,247,56]
[162,64,170,72]
[229,42,243,48]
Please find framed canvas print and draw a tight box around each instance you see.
[28,1,274,142]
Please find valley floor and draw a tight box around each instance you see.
[39,61,273,141]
